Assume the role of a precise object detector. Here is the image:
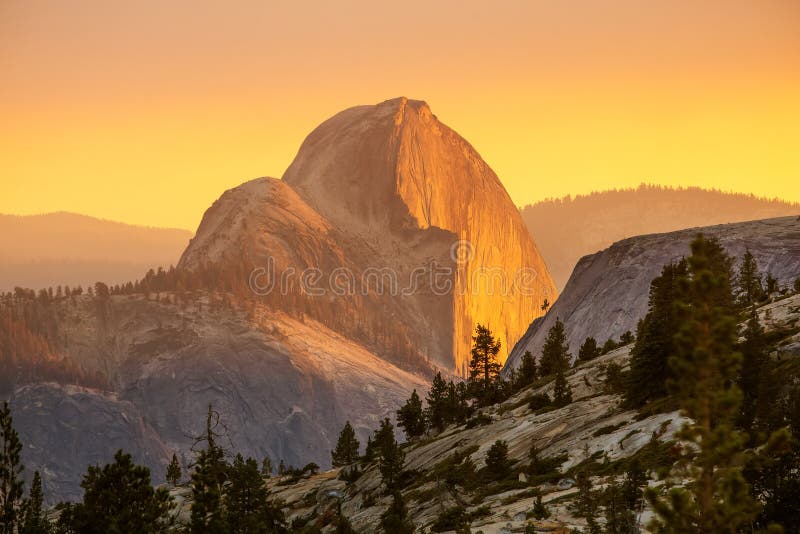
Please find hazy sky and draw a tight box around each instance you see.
[2,0,798,230]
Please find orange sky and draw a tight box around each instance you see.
[1,0,798,230]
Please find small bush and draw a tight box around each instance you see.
[528,393,552,411]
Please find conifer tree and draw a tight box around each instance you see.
[0,401,24,534]
[375,419,405,491]
[552,367,573,407]
[190,405,228,534]
[19,471,48,534]
[424,372,449,432]
[647,234,758,533]
[572,473,600,534]
[738,307,767,433]
[539,318,570,376]
[516,351,538,389]
[736,249,763,307]
[380,491,414,534]
[484,440,510,480]
[794,277,800,293]
[468,324,501,403]
[396,390,425,440]
[261,456,272,478]
[166,453,181,486]
[531,494,549,519]
[625,260,687,407]
[331,421,360,467]
[444,381,471,426]
[223,454,286,533]
[577,337,600,363]
[68,450,174,533]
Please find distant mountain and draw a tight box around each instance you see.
[505,215,800,372]
[0,212,192,292]
[521,185,800,290]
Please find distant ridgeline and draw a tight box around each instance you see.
[522,184,800,290]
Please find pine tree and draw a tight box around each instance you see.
[396,390,425,440]
[261,456,272,478]
[190,405,228,534]
[380,491,414,534]
[166,453,181,486]
[625,260,687,407]
[552,367,572,407]
[736,249,763,307]
[577,337,600,362]
[647,234,758,533]
[424,372,449,432]
[515,351,538,389]
[0,401,24,534]
[19,471,49,534]
[444,381,471,426]
[331,421,360,467]
[375,419,405,491]
[223,454,286,534]
[531,494,549,519]
[572,472,600,534]
[539,318,570,376]
[468,324,501,403]
[738,307,767,433]
[68,450,174,533]
[794,277,800,293]
[484,440,510,480]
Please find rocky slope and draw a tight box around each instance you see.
[8,293,427,504]
[505,215,800,372]
[522,185,800,290]
[168,291,798,533]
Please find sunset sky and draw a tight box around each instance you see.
[1,0,798,230]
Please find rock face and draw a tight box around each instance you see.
[505,216,800,371]
[188,97,556,371]
[9,294,428,503]
[10,383,170,504]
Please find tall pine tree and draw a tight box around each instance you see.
[331,422,360,467]
[424,372,449,432]
[735,249,763,307]
[0,401,24,534]
[223,454,286,533]
[190,405,228,534]
[19,471,49,534]
[539,318,570,376]
[625,260,687,407]
[396,390,425,440]
[468,324,501,404]
[647,235,758,532]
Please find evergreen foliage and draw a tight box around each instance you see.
[396,390,425,440]
[331,422,360,467]
[736,249,764,307]
[223,454,286,533]
[19,471,49,534]
[647,234,758,533]
[379,492,414,534]
[424,372,449,432]
[515,351,538,389]
[484,440,510,480]
[63,450,173,533]
[468,324,501,404]
[539,318,570,376]
[625,260,687,407]
[166,453,181,486]
[577,337,600,362]
[190,405,228,533]
[553,367,572,407]
[0,401,24,534]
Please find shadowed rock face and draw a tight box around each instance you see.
[282,97,556,371]
[9,295,427,504]
[505,216,800,372]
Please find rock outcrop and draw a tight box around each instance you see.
[505,216,800,371]
[187,97,556,372]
